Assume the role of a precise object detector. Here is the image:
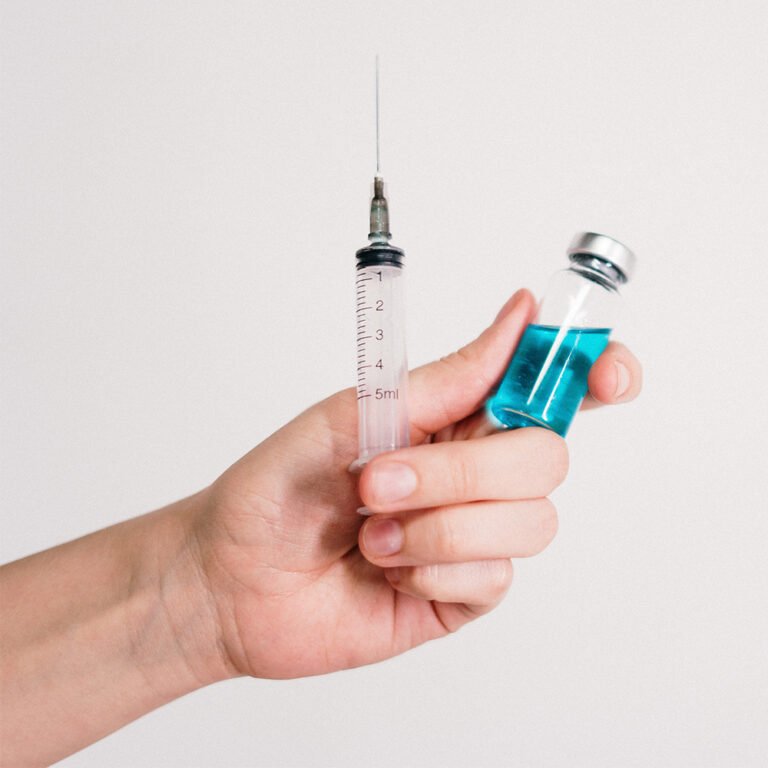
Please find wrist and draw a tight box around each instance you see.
[0,489,239,766]
[127,490,239,697]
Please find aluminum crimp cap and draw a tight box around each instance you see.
[567,232,637,282]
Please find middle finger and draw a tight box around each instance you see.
[359,497,558,568]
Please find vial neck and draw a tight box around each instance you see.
[568,255,624,291]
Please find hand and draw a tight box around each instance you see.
[191,289,642,679]
[0,288,642,765]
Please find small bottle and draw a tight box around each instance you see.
[487,232,636,437]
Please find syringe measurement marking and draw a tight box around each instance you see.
[357,274,390,400]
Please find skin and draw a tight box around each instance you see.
[0,289,642,766]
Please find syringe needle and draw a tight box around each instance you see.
[375,54,381,176]
[352,57,409,471]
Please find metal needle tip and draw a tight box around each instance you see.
[375,55,380,175]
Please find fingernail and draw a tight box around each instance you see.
[364,518,403,557]
[615,361,630,398]
[494,290,524,322]
[357,506,374,516]
[369,462,418,504]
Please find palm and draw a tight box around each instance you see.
[202,388,476,679]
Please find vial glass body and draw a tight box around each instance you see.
[487,266,622,436]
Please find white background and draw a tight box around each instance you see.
[2,1,768,766]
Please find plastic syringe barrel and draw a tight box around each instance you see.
[353,254,409,469]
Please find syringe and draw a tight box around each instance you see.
[351,62,410,471]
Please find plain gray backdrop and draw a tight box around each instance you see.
[2,1,767,766]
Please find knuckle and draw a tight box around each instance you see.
[441,346,472,371]
[433,514,460,560]
[537,499,559,549]
[484,559,514,600]
[409,563,440,595]
[449,453,478,500]
[438,350,463,375]
[538,430,569,487]
[553,440,570,485]
[452,345,493,394]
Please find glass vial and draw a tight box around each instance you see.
[487,232,636,437]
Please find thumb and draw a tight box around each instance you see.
[408,289,536,440]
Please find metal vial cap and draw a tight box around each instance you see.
[567,232,637,283]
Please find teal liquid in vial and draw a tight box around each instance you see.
[488,324,611,437]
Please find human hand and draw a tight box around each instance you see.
[188,289,642,680]
[0,288,642,766]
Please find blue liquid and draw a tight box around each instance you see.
[487,324,611,437]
